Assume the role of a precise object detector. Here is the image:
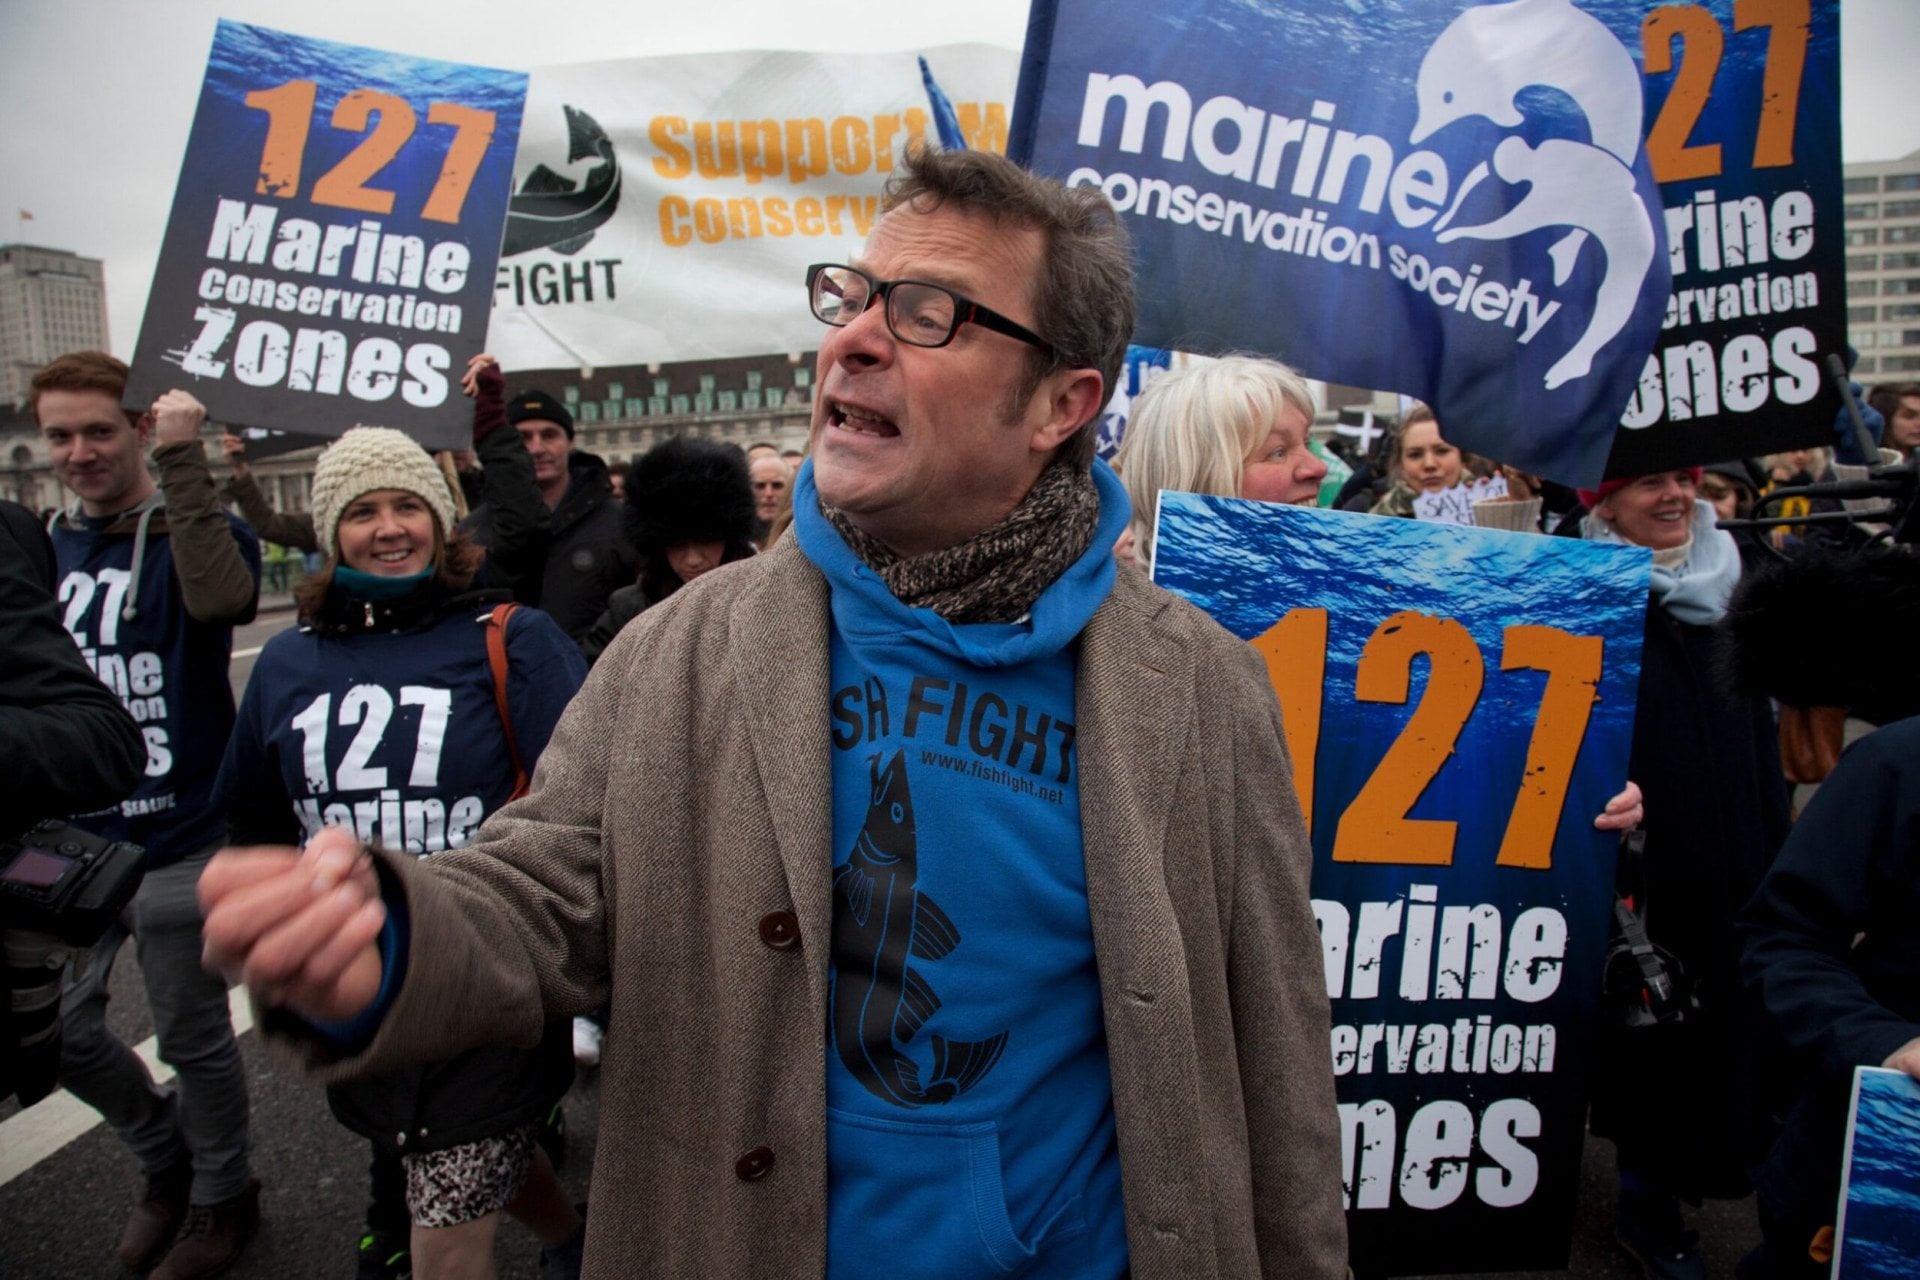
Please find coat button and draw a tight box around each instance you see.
[735,1146,775,1181]
[758,911,800,950]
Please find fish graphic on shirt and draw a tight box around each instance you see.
[830,750,1007,1108]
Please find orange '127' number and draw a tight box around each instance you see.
[1334,613,1482,867]
[1255,608,1604,872]
[243,80,497,224]
[1642,0,1810,183]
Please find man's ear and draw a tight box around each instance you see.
[1028,368,1106,455]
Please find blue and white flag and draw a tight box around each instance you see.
[1091,343,1173,461]
[1011,0,1675,486]
[919,56,969,151]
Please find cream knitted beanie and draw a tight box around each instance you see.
[310,426,458,554]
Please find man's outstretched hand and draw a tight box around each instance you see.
[199,826,387,1025]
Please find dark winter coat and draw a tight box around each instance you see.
[0,500,144,830]
[1587,599,1791,1196]
[462,429,638,643]
[1739,717,1920,1235]
[578,437,756,664]
[1723,544,1920,728]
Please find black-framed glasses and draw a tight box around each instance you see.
[806,263,1054,355]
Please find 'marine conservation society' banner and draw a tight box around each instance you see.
[1012,0,1844,485]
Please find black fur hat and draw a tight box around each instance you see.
[623,436,756,556]
[1721,545,1920,726]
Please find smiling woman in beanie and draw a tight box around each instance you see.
[214,426,590,1280]
[579,435,757,664]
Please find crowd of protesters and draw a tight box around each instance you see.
[5,144,1918,1280]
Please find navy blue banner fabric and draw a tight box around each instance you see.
[1608,0,1844,477]
[1012,0,1843,485]
[127,22,526,449]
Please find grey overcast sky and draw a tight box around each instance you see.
[2,0,1913,358]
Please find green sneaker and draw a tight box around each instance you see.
[356,1229,411,1280]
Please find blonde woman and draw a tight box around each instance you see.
[1114,355,1327,567]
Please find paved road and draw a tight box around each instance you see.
[1,605,1765,1276]
[228,599,299,699]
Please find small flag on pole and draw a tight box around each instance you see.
[917,57,966,151]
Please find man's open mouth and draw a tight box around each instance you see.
[829,401,900,438]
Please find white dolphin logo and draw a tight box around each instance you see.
[1411,0,1655,391]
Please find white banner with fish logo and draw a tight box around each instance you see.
[485,44,1019,371]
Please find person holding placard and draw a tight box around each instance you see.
[1113,354,1326,567]
[36,352,263,1280]
[1365,407,1481,518]
[1114,350,1645,821]
[1580,468,1790,1280]
[460,358,637,644]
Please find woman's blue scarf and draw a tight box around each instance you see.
[1584,499,1740,625]
[333,565,432,601]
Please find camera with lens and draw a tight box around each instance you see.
[3,819,145,1107]
[1603,894,1698,1031]
[1600,830,1699,1032]
[3,819,145,942]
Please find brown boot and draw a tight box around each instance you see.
[117,1158,193,1272]
[149,1180,260,1280]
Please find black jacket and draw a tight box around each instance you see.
[0,501,144,832]
[462,439,636,642]
[1587,600,1791,1197]
[1743,717,1920,1081]
[580,540,755,666]
[1739,718,1920,1233]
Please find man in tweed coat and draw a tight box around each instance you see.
[202,149,1349,1279]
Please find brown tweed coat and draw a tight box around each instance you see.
[279,535,1348,1279]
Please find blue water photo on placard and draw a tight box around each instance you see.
[1152,494,1649,872]
[1836,1068,1920,1280]
[1151,491,1649,1272]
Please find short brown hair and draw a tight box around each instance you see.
[294,527,486,616]
[1868,382,1920,422]
[30,351,134,425]
[882,147,1135,467]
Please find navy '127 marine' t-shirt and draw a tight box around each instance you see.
[51,509,259,864]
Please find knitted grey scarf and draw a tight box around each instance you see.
[823,461,1101,623]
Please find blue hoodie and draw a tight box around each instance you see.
[793,460,1132,1280]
